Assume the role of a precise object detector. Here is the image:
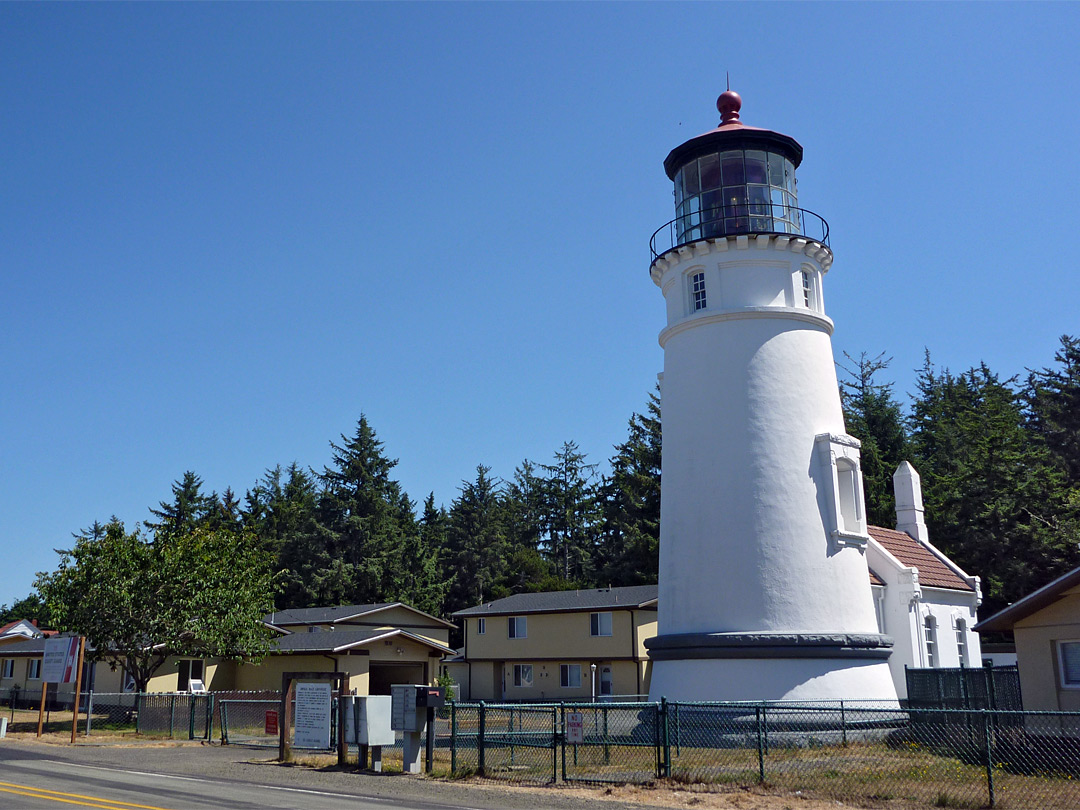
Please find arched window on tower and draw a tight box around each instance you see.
[836,458,861,534]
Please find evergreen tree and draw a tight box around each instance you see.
[244,464,323,608]
[444,466,508,615]
[909,356,1080,617]
[839,352,910,527]
[145,471,213,536]
[1026,335,1080,486]
[539,442,600,583]
[315,416,416,606]
[598,390,661,585]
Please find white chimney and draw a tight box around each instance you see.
[893,461,929,544]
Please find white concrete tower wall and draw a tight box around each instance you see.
[645,91,897,703]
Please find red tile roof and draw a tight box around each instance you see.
[868,526,973,591]
[868,569,885,586]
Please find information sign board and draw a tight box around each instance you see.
[293,681,332,749]
[566,711,585,744]
[41,637,80,684]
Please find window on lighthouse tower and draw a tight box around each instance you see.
[690,272,707,311]
[836,459,861,533]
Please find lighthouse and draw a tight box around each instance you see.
[644,90,898,702]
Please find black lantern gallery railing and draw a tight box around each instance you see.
[650,203,830,263]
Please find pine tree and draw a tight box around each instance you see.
[598,390,661,585]
[1026,335,1080,486]
[444,466,508,615]
[909,356,1080,617]
[145,471,213,536]
[539,442,600,583]
[839,352,910,527]
[315,416,416,606]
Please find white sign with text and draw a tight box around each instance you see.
[41,637,80,684]
[293,681,332,749]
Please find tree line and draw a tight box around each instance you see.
[5,335,1078,642]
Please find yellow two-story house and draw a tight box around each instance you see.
[450,586,657,701]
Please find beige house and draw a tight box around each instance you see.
[450,586,657,701]
[1,603,453,696]
[976,566,1080,712]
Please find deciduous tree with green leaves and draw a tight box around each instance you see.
[36,521,278,692]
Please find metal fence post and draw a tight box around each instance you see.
[660,698,670,778]
[762,703,769,755]
[207,694,214,741]
[477,701,486,777]
[135,692,141,735]
[85,691,94,736]
[560,703,566,782]
[756,706,765,784]
[509,704,515,765]
[169,694,176,738]
[840,699,847,747]
[189,696,196,740]
[983,710,996,808]
[551,705,558,784]
[450,701,457,774]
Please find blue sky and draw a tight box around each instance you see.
[2,3,1077,605]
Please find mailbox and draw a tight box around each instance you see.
[415,686,445,709]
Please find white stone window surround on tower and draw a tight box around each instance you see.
[690,271,707,311]
[797,264,821,313]
[814,433,871,548]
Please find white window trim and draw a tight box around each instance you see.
[513,664,533,687]
[28,658,42,680]
[689,271,707,313]
[924,615,939,669]
[508,616,527,639]
[561,664,581,688]
[1,659,13,679]
[476,618,485,635]
[590,611,613,637]
[814,433,870,549]
[1057,640,1080,689]
[955,618,968,666]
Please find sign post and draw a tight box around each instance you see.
[70,636,85,744]
[36,636,83,739]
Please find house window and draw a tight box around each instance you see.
[1,659,12,679]
[590,612,613,637]
[477,618,485,635]
[513,664,533,687]
[177,659,204,692]
[955,619,968,665]
[28,658,42,680]
[924,617,937,668]
[690,272,707,311]
[508,616,527,639]
[561,664,581,688]
[1059,642,1080,688]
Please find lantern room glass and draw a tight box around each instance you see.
[674,150,798,243]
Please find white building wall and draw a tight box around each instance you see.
[648,237,896,702]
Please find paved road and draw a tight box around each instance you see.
[0,742,636,810]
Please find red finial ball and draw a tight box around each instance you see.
[717,90,742,124]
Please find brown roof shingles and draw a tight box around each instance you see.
[868,525,973,591]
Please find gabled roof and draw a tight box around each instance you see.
[0,632,78,656]
[453,585,658,617]
[271,627,453,656]
[265,603,455,630]
[975,566,1080,633]
[868,526,974,592]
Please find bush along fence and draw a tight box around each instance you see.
[449,700,1080,809]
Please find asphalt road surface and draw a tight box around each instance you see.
[0,741,638,810]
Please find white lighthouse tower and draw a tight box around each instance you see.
[645,90,897,703]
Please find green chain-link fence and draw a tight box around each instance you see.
[448,700,1080,807]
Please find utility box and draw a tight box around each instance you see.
[391,684,442,774]
[343,695,394,746]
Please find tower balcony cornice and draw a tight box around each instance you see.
[650,229,833,285]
